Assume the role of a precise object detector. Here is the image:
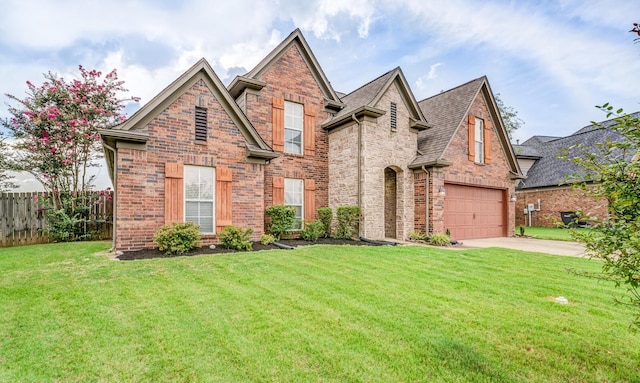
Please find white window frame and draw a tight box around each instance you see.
[284,101,304,155]
[474,117,484,163]
[184,165,215,234]
[284,178,304,229]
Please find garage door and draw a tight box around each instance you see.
[444,184,506,239]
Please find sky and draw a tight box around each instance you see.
[1,0,639,191]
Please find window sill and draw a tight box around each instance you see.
[283,152,305,158]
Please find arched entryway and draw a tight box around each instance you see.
[384,167,398,238]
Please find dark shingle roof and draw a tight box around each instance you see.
[512,144,542,158]
[413,77,484,164]
[516,113,640,189]
[333,69,395,120]
[520,135,560,146]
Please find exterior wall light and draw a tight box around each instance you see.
[510,193,517,202]
[439,186,446,197]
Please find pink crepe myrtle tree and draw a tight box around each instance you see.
[3,66,139,209]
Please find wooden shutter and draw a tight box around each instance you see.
[484,122,492,164]
[216,167,233,233]
[304,179,316,223]
[273,176,284,205]
[164,162,184,224]
[272,97,284,152]
[468,114,475,162]
[304,104,315,156]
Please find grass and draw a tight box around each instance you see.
[1,242,639,382]
[518,226,590,241]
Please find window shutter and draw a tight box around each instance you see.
[304,179,316,223]
[484,123,492,164]
[216,167,233,233]
[304,104,315,155]
[165,162,184,224]
[272,97,284,152]
[273,176,284,205]
[468,114,475,161]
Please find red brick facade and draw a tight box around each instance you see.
[515,185,608,227]
[424,91,517,237]
[243,45,330,229]
[114,79,266,251]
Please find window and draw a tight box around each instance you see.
[185,166,215,233]
[285,178,304,229]
[390,102,397,131]
[195,106,207,142]
[474,117,484,163]
[284,101,303,154]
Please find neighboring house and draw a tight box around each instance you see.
[101,29,523,251]
[513,113,639,227]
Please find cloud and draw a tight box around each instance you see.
[415,63,442,91]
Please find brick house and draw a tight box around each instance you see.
[513,113,638,227]
[101,29,523,251]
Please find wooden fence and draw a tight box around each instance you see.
[0,191,113,247]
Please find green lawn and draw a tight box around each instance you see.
[517,226,590,241]
[1,242,639,382]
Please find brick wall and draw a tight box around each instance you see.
[243,44,329,229]
[115,78,265,251]
[432,90,517,236]
[515,185,608,227]
[359,82,418,240]
[414,170,426,234]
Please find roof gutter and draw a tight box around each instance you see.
[408,159,452,170]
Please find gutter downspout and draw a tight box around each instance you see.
[421,165,430,235]
[102,142,117,252]
[351,113,363,234]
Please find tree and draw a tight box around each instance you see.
[3,66,138,241]
[565,105,640,329]
[0,130,15,192]
[3,66,138,208]
[495,93,524,139]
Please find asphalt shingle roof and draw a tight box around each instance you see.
[516,112,640,189]
[413,77,485,164]
[333,69,395,120]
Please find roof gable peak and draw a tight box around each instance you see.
[238,29,341,103]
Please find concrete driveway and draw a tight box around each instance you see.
[452,237,587,257]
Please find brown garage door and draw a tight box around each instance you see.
[444,184,506,239]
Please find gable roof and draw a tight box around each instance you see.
[101,58,277,161]
[412,76,522,176]
[228,28,343,109]
[516,112,639,189]
[322,67,429,131]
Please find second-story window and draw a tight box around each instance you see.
[474,117,484,163]
[284,101,303,154]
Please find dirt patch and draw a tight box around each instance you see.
[117,238,379,261]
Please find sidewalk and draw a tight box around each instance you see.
[449,237,587,257]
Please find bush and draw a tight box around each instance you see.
[265,205,296,240]
[260,233,276,246]
[429,233,450,246]
[218,226,253,251]
[409,231,427,241]
[317,207,333,238]
[335,206,361,239]
[300,220,324,242]
[154,222,202,255]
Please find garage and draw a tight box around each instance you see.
[443,183,506,239]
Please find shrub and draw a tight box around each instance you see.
[317,207,333,238]
[218,226,253,251]
[300,220,324,242]
[445,228,451,237]
[154,222,202,255]
[409,231,427,241]
[265,205,296,240]
[429,233,451,246]
[260,233,276,246]
[519,226,526,236]
[335,206,361,239]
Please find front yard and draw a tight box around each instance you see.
[1,242,638,382]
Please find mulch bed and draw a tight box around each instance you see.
[117,238,380,261]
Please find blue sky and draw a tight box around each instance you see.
[1,0,639,190]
